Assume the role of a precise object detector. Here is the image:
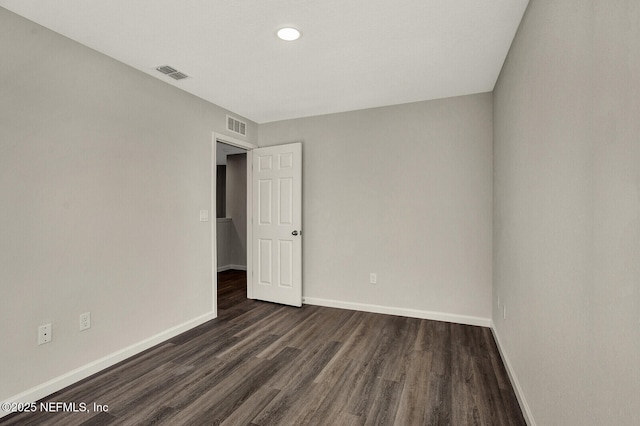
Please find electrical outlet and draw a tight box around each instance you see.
[38,324,52,345]
[79,312,91,331]
[503,304,507,320]
[369,273,377,284]
[497,295,500,308]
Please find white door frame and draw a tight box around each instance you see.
[211,132,257,316]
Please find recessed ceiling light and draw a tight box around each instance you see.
[277,27,301,41]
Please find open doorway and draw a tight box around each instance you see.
[215,142,247,271]
[215,141,248,308]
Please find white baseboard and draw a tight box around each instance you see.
[302,297,491,327]
[217,264,247,272]
[490,323,536,426]
[0,311,216,419]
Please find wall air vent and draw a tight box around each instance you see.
[156,65,189,81]
[227,115,247,136]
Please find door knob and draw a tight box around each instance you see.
[292,230,299,236]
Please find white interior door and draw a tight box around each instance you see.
[250,143,302,307]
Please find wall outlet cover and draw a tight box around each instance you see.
[80,312,91,331]
[38,323,52,345]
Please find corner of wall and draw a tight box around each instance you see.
[490,322,536,426]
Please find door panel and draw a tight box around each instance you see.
[258,180,272,224]
[258,239,273,285]
[251,143,302,307]
[279,178,293,225]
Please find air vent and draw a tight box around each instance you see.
[155,65,189,81]
[168,72,188,81]
[227,115,247,136]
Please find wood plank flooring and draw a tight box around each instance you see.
[1,270,526,425]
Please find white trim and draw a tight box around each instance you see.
[302,297,492,327]
[210,138,218,315]
[246,149,254,299]
[217,264,247,272]
[0,311,216,419]
[490,323,536,426]
[214,132,257,151]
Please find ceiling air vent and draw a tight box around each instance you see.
[227,115,247,136]
[156,65,189,81]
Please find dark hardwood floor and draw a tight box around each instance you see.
[2,270,526,425]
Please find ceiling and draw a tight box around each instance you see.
[0,0,529,124]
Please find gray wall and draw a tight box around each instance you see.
[259,94,493,321]
[0,8,256,401]
[216,154,247,271]
[216,218,232,269]
[493,0,640,424]
[226,154,247,267]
